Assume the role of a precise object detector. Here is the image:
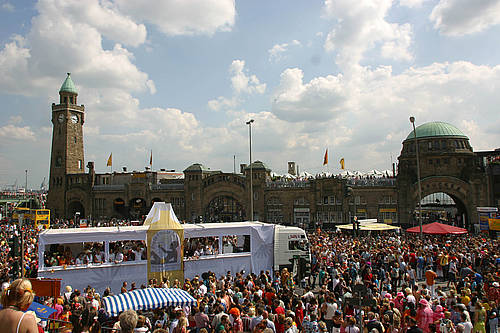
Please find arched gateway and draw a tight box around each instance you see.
[397,122,489,228]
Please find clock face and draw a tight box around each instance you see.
[70,114,78,124]
[58,114,65,123]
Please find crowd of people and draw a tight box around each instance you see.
[43,241,147,268]
[0,225,498,333]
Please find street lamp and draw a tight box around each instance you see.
[410,116,423,238]
[246,119,254,221]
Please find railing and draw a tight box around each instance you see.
[92,184,125,191]
[266,180,311,189]
[151,183,184,190]
[346,178,396,187]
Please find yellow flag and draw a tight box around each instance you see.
[340,158,345,170]
[107,153,112,167]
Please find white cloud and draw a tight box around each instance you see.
[398,0,428,8]
[271,68,347,123]
[323,0,414,70]
[0,0,153,97]
[0,124,36,141]
[1,2,14,11]
[8,115,23,125]
[267,61,500,174]
[229,60,266,95]
[115,0,236,36]
[268,40,301,62]
[39,0,147,47]
[207,96,237,112]
[207,60,266,113]
[430,0,500,36]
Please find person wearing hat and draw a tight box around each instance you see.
[417,299,434,333]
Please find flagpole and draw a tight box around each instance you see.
[150,149,153,170]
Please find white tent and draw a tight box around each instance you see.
[382,169,394,177]
[353,170,364,177]
[340,170,353,177]
[299,171,313,178]
[366,169,383,177]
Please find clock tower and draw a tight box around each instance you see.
[47,73,85,217]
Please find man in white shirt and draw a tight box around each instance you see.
[115,250,124,263]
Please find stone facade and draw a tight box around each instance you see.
[47,78,85,218]
[47,76,499,228]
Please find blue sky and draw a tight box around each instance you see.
[1,0,500,189]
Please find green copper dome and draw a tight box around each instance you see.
[405,121,468,141]
[59,73,78,94]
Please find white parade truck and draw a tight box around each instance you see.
[38,221,310,293]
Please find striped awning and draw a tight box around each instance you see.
[103,288,197,316]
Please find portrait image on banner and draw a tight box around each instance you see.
[150,229,181,272]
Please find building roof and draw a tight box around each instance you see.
[59,73,78,94]
[184,163,211,172]
[405,121,468,141]
[244,160,271,171]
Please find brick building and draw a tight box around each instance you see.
[47,74,499,228]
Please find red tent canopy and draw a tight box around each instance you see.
[406,222,468,235]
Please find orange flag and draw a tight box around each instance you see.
[323,149,328,165]
[106,153,112,167]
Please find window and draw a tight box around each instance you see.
[429,159,433,165]
[294,197,309,205]
[323,196,328,204]
[222,235,250,254]
[78,160,82,169]
[184,236,220,259]
[288,238,308,251]
[56,156,62,167]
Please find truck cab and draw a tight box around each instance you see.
[273,225,311,281]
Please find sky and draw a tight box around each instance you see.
[1,0,500,189]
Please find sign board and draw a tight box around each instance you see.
[477,207,498,231]
[488,218,500,231]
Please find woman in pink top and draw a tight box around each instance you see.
[417,299,434,333]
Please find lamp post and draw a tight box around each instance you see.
[410,116,423,239]
[246,119,254,221]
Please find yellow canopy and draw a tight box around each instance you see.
[337,222,400,231]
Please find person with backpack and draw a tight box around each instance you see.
[439,311,455,333]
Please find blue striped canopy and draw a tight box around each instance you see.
[103,288,197,316]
